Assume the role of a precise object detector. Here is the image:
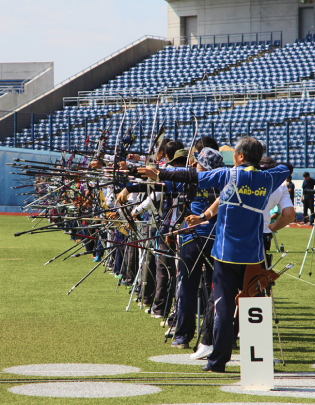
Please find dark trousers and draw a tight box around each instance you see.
[125,246,138,286]
[138,226,156,304]
[94,240,105,258]
[201,289,214,346]
[114,247,124,275]
[207,260,246,372]
[139,251,156,304]
[153,239,176,316]
[175,238,213,342]
[303,198,314,225]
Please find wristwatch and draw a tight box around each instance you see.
[200,213,206,220]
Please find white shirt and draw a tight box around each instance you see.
[263,183,293,233]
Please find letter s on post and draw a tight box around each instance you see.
[248,307,263,323]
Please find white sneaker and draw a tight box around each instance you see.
[151,311,163,318]
[190,343,213,360]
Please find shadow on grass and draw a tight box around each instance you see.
[276,316,315,321]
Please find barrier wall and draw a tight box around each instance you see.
[0,146,69,213]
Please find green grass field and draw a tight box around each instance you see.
[1,215,315,404]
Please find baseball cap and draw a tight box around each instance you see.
[168,149,188,164]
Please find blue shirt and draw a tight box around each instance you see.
[198,164,290,264]
[181,187,217,244]
[166,167,216,243]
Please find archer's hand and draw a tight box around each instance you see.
[128,154,143,162]
[116,188,129,204]
[137,166,159,180]
[119,161,128,170]
[89,160,102,169]
[108,211,119,220]
[185,215,203,227]
[165,235,173,247]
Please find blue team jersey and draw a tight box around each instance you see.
[165,167,216,243]
[198,164,290,264]
[181,187,217,244]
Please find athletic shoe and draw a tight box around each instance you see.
[201,365,225,373]
[137,302,150,307]
[115,274,122,279]
[171,336,189,349]
[151,311,163,318]
[190,343,213,359]
[144,308,151,314]
[93,256,101,262]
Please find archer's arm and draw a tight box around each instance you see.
[268,207,295,232]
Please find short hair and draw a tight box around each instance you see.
[194,136,219,152]
[165,140,185,160]
[235,137,263,165]
[158,137,172,155]
[259,156,276,166]
[303,171,310,178]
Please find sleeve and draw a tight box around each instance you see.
[277,185,294,212]
[133,192,162,215]
[126,183,164,193]
[197,167,230,191]
[158,169,198,183]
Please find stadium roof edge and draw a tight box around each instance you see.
[0,35,169,121]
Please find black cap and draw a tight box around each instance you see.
[303,171,310,177]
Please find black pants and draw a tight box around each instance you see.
[303,198,314,225]
[201,289,214,346]
[139,250,156,305]
[207,260,246,372]
[125,246,138,286]
[175,238,213,342]
[138,226,156,305]
[153,239,176,316]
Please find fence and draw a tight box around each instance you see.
[169,31,282,47]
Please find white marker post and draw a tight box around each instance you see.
[239,297,274,390]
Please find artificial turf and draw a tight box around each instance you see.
[1,215,315,404]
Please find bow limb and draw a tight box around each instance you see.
[146,184,192,278]
[112,93,128,204]
[148,96,160,154]
[186,110,199,169]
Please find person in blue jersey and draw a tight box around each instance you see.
[170,146,224,349]
[138,137,292,372]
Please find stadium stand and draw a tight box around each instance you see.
[1,36,315,168]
